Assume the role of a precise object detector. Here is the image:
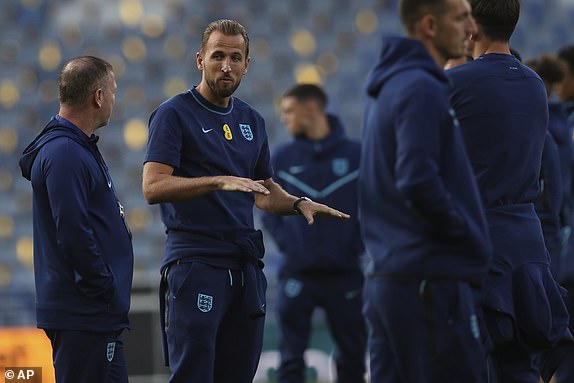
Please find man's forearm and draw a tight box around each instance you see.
[143,173,221,204]
[255,179,299,215]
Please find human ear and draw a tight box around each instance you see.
[95,88,103,108]
[243,56,250,74]
[196,51,204,71]
[419,14,437,38]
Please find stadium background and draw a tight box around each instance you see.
[0,0,573,381]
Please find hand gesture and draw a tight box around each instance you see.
[296,198,350,225]
[218,176,270,195]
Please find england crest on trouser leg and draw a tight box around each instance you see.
[106,341,116,362]
[197,293,213,312]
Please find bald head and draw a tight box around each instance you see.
[58,56,113,107]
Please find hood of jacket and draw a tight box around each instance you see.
[366,35,448,99]
[293,114,348,157]
[19,116,99,181]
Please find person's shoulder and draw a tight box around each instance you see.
[41,134,81,152]
[39,136,92,168]
[446,59,484,83]
[232,97,264,121]
[153,91,191,113]
[270,141,298,160]
[446,60,486,91]
[149,92,193,125]
[399,68,446,91]
[267,144,286,169]
[273,141,295,155]
[445,59,474,76]
[393,69,448,105]
[519,62,544,80]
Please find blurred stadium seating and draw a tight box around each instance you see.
[1,0,573,379]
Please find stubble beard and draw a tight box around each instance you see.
[441,42,466,63]
[207,77,242,99]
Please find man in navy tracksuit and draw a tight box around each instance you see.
[526,55,570,275]
[262,84,366,383]
[142,20,349,383]
[359,1,491,382]
[556,45,574,297]
[448,1,572,381]
[18,56,133,383]
[554,44,574,383]
[534,132,564,271]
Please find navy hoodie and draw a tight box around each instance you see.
[262,115,363,277]
[359,36,491,285]
[19,116,133,332]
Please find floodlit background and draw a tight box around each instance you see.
[1,0,573,381]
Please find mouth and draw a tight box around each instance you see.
[219,77,234,84]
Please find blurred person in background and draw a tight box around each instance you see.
[18,56,134,383]
[553,43,574,383]
[447,1,572,381]
[359,0,492,381]
[557,45,574,124]
[557,45,574,286]
[142,19,349,383]
[526,54,571,278]
[262,83,367,383]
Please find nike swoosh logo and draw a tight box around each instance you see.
[289,165,305,174]
[345,289,361,300]
[202,127,213,133]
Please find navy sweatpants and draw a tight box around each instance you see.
[44,329,127,383]
[276,273,367,383]
[363,278,487,383]
[537,278,574,383]
[162,260,266,383]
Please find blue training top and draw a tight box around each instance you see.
[448,54,549,271]
[145,87,273,268]
[19,116,134,332]
[359,36,492,286]
[262,114,363,277]
[448,54,573,353]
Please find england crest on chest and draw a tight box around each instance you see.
[239,123,253,141]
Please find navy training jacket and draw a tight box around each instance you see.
[262,115,363,276]
[359,36,492,286]
[19,116,133,332]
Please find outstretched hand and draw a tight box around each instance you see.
[218,176,270,195]
[297,199,350,225]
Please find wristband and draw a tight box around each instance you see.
[293,196,311,214]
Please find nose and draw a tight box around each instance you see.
[221,58,231,73]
